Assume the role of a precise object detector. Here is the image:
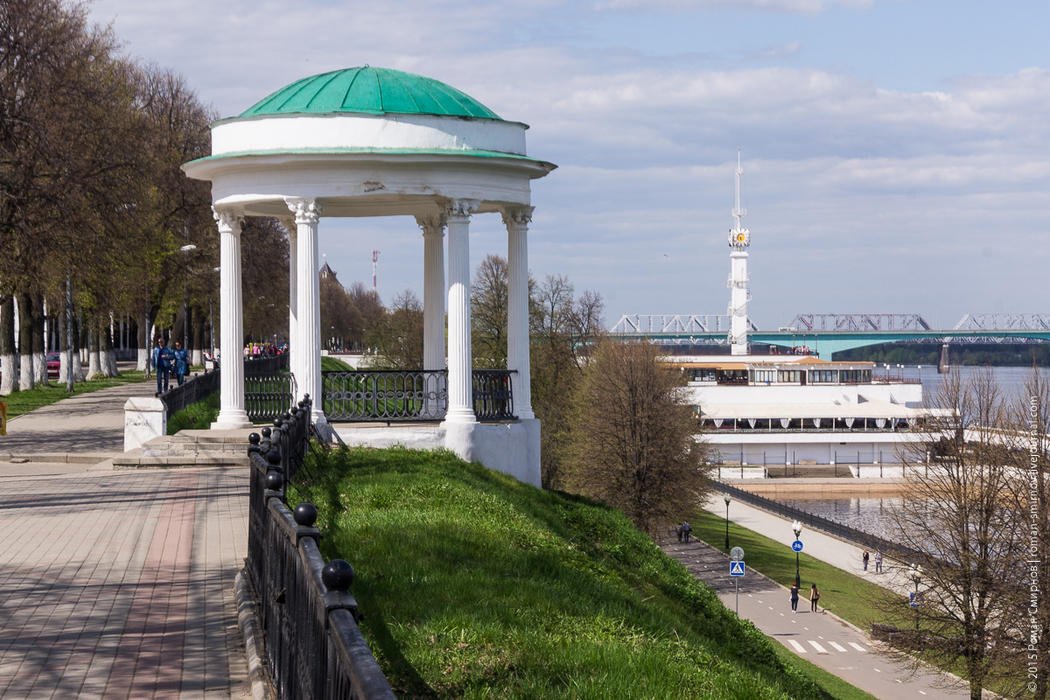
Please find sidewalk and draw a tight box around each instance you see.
[662,536,967,699]
[0,378,253,698]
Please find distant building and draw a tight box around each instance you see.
[320,261,338,282]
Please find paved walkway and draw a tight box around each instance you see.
[662,493,971,699]
[0,378,252,699]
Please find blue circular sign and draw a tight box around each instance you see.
[791,540,803,552]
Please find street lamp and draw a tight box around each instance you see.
[909,564,923,632]
[723,493,732,550]
[792,520,803,587]
[179,243,197,352]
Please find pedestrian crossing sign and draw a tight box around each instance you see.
[730,561,745,576]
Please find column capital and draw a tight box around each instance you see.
[212,206,244,234]
[501,205,534,229]
[445,199,480,221]
[415,213,447,237]
[285,197,323,225]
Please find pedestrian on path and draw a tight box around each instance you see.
[862,549,869,571]
[874,550,882,573]
[789,583,799,613]
[810,584,820,613]
[172,341,189,386]
[152,337,172,395]
[681,520,692,543]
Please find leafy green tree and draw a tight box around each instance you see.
[566,340,712,537]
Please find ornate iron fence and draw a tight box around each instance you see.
[472,370,516,421]
[246,373,297,423]
[321,369,517,422]
[322,370,448,421]
[246,399,395,700]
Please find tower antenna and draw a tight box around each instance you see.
[372,250,381,294]
[727,149,751,356]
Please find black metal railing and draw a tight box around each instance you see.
[246,373,297,424]
[323,370,448,421]
[160,368,220,415]
[246,399,395,700]
[322,369,518,422]
[717,482,925,564]
[472,369,516,421]
[245,353,290,375]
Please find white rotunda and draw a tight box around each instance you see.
[182,67,556,486]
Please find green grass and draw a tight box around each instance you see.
[322,356,354,371]
[0,370,149,418]
[291,445,868,699]
[166,391,221,434]
[689,509,909,631]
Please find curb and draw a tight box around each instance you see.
[235,568,276,700]
[0,453,115,464]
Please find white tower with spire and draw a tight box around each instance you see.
[727,150,751,355]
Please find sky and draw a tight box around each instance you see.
[87,0,1050,332]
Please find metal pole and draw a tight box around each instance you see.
[725,502,730,550]
[795,551,800,587]
[65,271,74,393]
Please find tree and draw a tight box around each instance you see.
[471,254,510,369]
[566,340,711,537]
[239,217,289,344]
[319,273,361,351]
[530,274,604,489]
[876,367,1024,700]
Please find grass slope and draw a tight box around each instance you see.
[292,446,855,700]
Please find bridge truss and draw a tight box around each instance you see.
[784,314,931,332]
[609,315,758,346]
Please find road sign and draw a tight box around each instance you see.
[791,540,803,552]
[730,561,745,576]
[730,547,745,561]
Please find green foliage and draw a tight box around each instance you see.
[166,390,220,434]
[835,342,1050,367]
[293,446,847,700]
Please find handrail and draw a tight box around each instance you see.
[246,398,396,700]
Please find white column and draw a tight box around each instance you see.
[281,217,298,395]
[211,206,252,429]
[286,198,327,429]
[444,200,478,424]
[416,214,446,371]
[503,206,534,419]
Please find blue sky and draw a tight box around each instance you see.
[89,0,1050,331]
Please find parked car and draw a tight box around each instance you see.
[46,353,60,379]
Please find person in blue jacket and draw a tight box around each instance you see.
[153,337,172,394]
[172,340,189,386]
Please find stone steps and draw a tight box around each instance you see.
[113,428,257,469]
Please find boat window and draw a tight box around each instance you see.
[840,369,872,383]
[690,369,717,382]
[810,370,839,383]
[752,369,775,384]
[777,370,801,383]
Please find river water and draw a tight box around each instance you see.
[778,365,1046,537]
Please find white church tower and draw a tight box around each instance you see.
[727,150,751,355]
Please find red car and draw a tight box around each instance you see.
[46,353,60,379]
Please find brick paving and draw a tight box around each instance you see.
[0,379,251,699]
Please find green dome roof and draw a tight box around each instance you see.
[240,66,502,121]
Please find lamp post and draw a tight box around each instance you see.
[909,564,923,632]
[723,493,732,550]
[792,520,803,587]
[179,242,197,352]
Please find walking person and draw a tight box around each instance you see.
[681,520,692,544]
[874,550,883,573]
[172,341,189,386]
[789,583,800,613]
[862,549,869,572]
[810,584,820,613]
[152,337,172,395]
